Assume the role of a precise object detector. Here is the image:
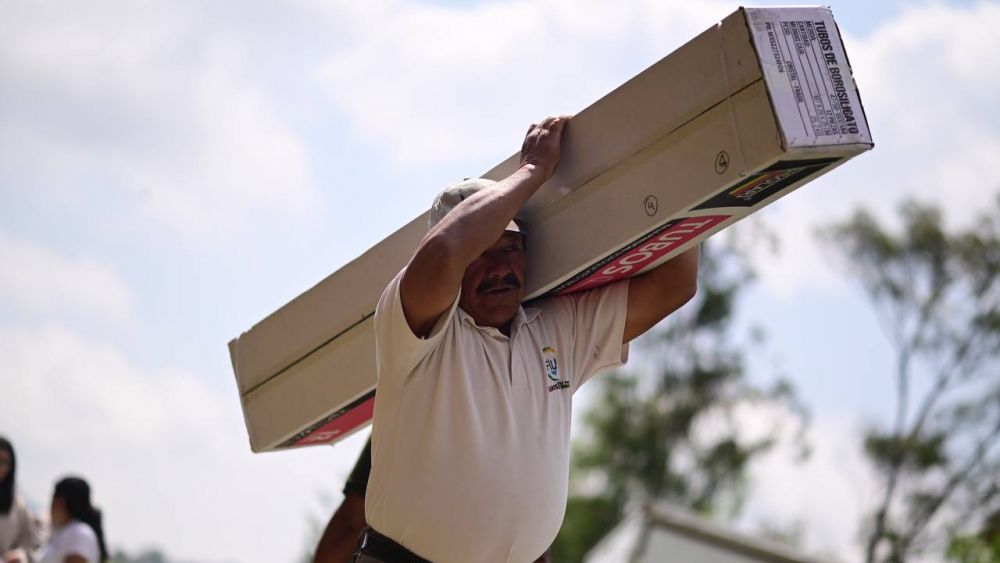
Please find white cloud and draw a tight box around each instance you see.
[742,411,876,561]
[0,323,368,562]
[680,399,877,559]
[0,1,317,246]
[852,1,1000,211]
[747,1,1000,299]
[317,0,735,167]
[0,229,132,322]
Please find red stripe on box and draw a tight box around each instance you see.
[291,396,375,447]
[555,215,728,295]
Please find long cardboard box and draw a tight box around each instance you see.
[230,6,873,452]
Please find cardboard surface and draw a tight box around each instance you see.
[230,6,872,452]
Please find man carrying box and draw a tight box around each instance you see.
[358,115,700,562]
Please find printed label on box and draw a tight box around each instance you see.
[548,215,729,296]
[694,157,839,210]
[282,391,375,448]
[746,8,871,146]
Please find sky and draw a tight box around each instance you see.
[1,0,998,561]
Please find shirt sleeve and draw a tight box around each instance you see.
[373,268,458,387]
[568,280,630,391]
[57,524,100,562]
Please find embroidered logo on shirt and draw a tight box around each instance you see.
[542,347,559,380]
[543,346,570,392]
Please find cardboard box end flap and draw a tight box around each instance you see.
[232,5,873,452]
[743,6,873,150]
[229,213,429,397]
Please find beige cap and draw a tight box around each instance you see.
[429,178,521,233]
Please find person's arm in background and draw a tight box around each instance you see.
[312,440,372,563]
[312,494,366,563]
[400,116,569,337]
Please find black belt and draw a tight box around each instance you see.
[356,527,432,563]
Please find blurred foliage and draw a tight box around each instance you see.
[554,496,623,563]
[822,195,1000,563]
[552,234,809,562]
[947,535,1000,563]
[947,508,1000,563]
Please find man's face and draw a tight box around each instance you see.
[459,231,526,331]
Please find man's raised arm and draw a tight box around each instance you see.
[400,115,570,338]
[622,245,700,343]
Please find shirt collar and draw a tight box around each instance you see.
[458,304,542,339]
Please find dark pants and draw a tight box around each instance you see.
[352,527,431,563]
[352,526,552,562]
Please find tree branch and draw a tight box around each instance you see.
[896,415,1000,558]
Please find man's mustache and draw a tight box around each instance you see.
[478,274,520,293]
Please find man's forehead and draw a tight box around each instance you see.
[495,231,525,247]
[475,232,525,258]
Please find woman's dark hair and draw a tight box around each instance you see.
[54,477,109,562]
[0,436,14,514]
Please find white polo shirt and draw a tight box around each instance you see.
[366,269,629,563]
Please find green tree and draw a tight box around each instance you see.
[946,508,1000,562]
[552,236,808,562]
[947,530,1000,563]
[822,196,1000,563]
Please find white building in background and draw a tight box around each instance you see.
[585,503,840,563]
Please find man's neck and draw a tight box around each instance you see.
[460,307,516,337]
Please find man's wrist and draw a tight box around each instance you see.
[517,162,539,175]
[516,162,553,184]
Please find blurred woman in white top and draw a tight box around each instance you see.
[36,478,107,563]
[1,437,41,563]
